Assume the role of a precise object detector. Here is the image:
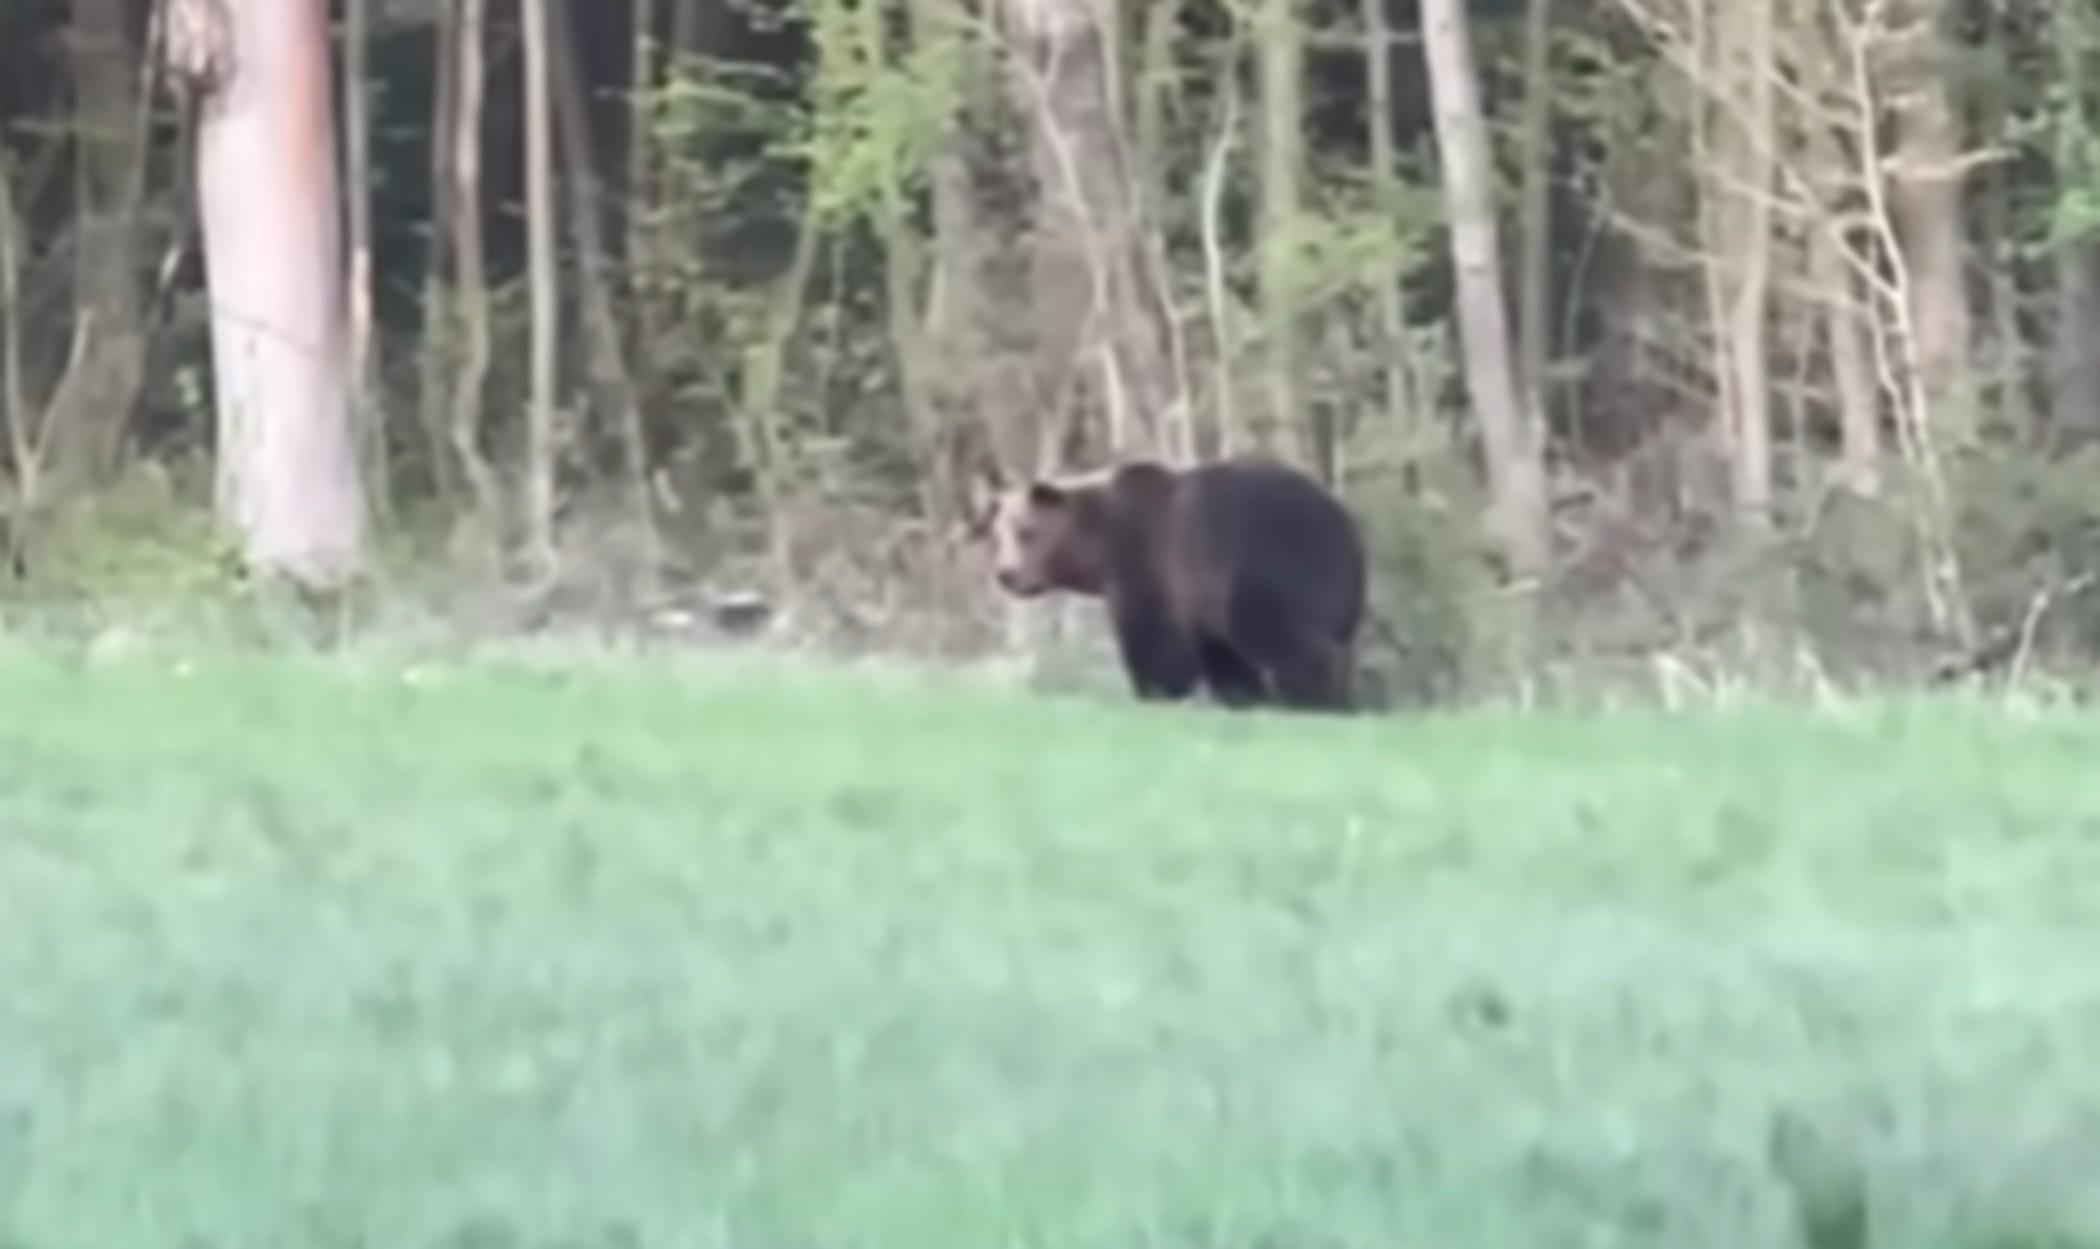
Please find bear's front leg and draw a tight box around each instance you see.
[1108,596,1200,701]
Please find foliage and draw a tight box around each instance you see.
[790,0,963,229]
[1345,464,1508,706]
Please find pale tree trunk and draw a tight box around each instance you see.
[628,0,661,370]
[342,0,384,517]
[859,0,942,512]
[1814,213,1881,491]
[2,155,33,506]
[2051,4,2100,448]
[1847,0,1972,646]
[1363,0,1415,468]
[416,0,459,501]
[550,12,658,576]
[1007,0,1179,463]
[1978,0,2023,434]
[51,0,149,488]
[1515,0,1552,428]
[1713,0,1775,531]
[1134,0,1182,245]
[2055,246,2100,447]
[1799,25,1880,491]
[1884,0,1971,441]
[164,0,366,587]
[1255,0,1304,461]
[450,0,499,513]
[521,0,560,576]
[1,153,51,578]
[1419,0,1549,577]
[1200,28,1243,456]
[909,0,991,513]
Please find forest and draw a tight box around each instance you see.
[14,6,2100,1242]
[4,0,2099,700]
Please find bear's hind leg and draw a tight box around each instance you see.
[1229,590,1355,713]
[1110,600,1201,702]
[1196,634,1268,708]
[1268,638,1354,712]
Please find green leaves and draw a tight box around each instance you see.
[791,0,964,228]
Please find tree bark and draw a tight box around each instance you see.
[1815,213,1881,492]
[1255,0,1304,460]
[1716,0,1775,530]
[1133,0,1182,248]
[1419,0,1549,577]
[862,0,944,516]
[1,155,31,504]
[551,11,657,573]
[521,0,560,576]
[2050,4,2100,448]
[1799,19,1881,490]
[627,0,664,391]
[1364,0,1416,471]
[342,0,384,517]
[1515,0,1552,423]
[1200,30,1242,456]
[418,0,460,502]
[2054,245,2100,447]
[51,0,148,487]
[1006,0,1178,462]
[629,0,658,282]
[907,0,991,514]
[450,0,499,513]
[164,0,365,587]
[1884,0,1971,441]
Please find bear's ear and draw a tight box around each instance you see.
[1028,481,1067,508]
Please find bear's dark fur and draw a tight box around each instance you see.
[978,455,1367,712]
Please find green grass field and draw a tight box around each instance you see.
[3,642,2099,1248]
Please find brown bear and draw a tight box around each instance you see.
[973,455,1367,712]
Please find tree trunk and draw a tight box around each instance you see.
[521,0,560,576]
[51,0,148,487]
[1363,0,1416,474]
[551,10,658,577]
[1200,30,1243,457]
[416,0,460,502]
[1815,214,1882,492]
[1715,0,1775,530]
[1419,0,1549,577]
[1515,0,1552,424]
[1134,0,1182,248]
[2054,245,2100,448]
[629,0,658,281]
[164,0,365,587]
[1799,19,1881,492]
[450,0,499,514]
[861,0,944,517]
[2051,4,2100,448]
[1885,0,1971,441]
[1,155,31,504]
[908,0,993,515]
[1255,0,1304,461]
[343,0,384,517]
[628,0,663,390]
[1006,0,1178,462]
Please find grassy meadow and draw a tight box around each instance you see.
[2,642,2099,1247]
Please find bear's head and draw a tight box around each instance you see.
[968,468,1112,598]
